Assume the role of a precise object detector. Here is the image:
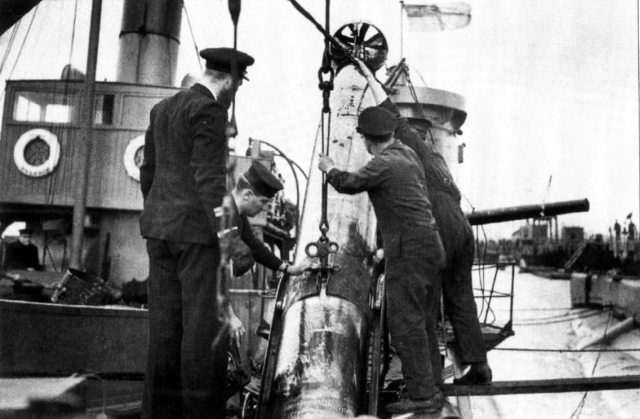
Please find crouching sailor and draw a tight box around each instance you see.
[226,159,312,279]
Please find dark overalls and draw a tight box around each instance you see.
[327,140,445,399]
[380,99,488,366]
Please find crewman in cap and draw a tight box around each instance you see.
[139,47,254,419]
[318,104,446,414]
[228,160,311,276]
[3,228,41,271]
[357,58,492,386]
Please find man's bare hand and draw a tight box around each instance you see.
[374,248,385,264]
[288,258,314,276]
[228,312,245,347]
[318,153,335,173]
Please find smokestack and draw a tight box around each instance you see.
[116,0,183,86]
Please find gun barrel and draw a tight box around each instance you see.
[466,199,590,226]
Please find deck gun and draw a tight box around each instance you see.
[466,199,590,226]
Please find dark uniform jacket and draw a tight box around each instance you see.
[327,140,437,258]
[140,84,228,245]
[4,241,39,270]
[229,198,282,271]
[379,99,473,268]
[379,99,461,202]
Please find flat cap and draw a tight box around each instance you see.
[200,47,254,80]
[19,228,33,235]
[243,160,283,199]
[357,106,398,140]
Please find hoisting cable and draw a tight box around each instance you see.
[300,0,340,282]
[318,0,332,242]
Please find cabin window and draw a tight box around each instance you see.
[94,94,115,125]
[122,96,162,128]
[13,91,75,123]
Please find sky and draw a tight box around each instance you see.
[0,0,638,239]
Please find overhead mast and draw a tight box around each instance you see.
[227,0,240,137]
[69,0,102,270]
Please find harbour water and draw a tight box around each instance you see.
[467,268,639,419]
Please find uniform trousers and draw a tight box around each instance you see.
[431,190,487,364]
[385,225,445,399]
[142,238,228,419]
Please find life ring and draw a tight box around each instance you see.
[13,129,61,177]
[123,135,146,181]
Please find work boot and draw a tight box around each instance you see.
[385,391,444,414]
[453,362,492,385]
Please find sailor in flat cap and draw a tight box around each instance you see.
[139,46,254,419]
[318,99,446,414]
[358,58,492,392]
[3,228,40,271]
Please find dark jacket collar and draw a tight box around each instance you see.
[380,139,404,154]
[191,83,215,100]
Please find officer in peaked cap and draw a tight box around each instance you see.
[243,160,283,198]
[228,160,311,279]
[139,45,255,419]
[200,47,255,80]
[318,102,446,414]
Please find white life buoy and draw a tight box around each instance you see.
[123,135,146,181]
[13,129,61,177]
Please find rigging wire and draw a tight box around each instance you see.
[475,225,487,319]
[481,259,499,325]
[183,1,203,76]
[0,4,39,99]
[0,23,20,75]
[6,4,39,81]
[68,0,79,67]
[399,0,404,58]
[402,63,430,123]
[414,68,429,88]
[253,139,308,180]
[45,0,81,208]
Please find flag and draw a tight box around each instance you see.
[403,3,472,32]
